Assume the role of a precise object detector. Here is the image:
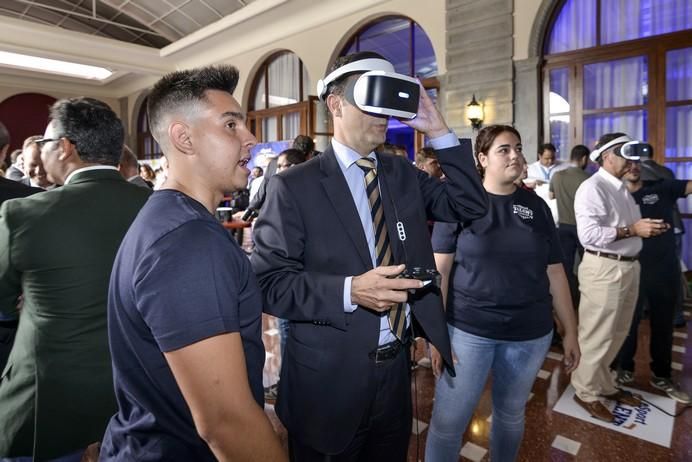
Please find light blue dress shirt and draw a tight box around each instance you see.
[333,131,459,345]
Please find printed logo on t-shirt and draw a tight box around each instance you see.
[641,194,659,205]
[513,204,534,220]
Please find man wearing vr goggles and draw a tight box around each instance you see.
[251,51,487,461]
[571,132,670,422]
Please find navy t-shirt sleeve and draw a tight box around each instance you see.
[134,220,240,352]
[431,221,460,253]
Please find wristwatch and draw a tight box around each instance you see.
[622,226,631,238]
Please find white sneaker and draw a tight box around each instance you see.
[650,376,692,404]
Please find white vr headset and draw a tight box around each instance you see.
[316,58,420,119]
[589,135,652,162]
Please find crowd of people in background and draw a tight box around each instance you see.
[0,52,689,462]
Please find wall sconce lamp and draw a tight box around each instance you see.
[466,94,484,130]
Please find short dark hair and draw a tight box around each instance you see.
[538,143,556,154]
[49,97,124,166]
[147,65,240,144]
[292,134,315,154]
[0,122,9,148]
[325,51,387,100]
[415,147,437,165]
[279,148,306,166]
[594,132,628,165]
[570,144,590,162]
[474,124,522,178]
[252,166,263,175]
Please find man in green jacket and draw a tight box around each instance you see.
[0,97,151,461]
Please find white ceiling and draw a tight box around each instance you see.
[0,0,255,48]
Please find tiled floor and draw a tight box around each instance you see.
[261,306,692,461]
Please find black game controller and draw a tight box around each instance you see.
[398,267,441,287]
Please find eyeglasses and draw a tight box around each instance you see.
[277,163,294,169]
[35,136,65,146]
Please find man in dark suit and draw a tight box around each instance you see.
[0,123,43,374]
[0,97,151,461]
[251,52,488,461]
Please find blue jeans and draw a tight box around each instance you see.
[425,326,552,462]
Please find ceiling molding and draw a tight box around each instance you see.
[160,0,288,56]
[0,15,171,74]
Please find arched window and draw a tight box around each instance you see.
[542,0,691,265]
[326,16,438,158]
[137,97,162,160]
[248,51,310,142]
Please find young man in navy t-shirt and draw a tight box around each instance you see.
[615,161,692,404]
[100,66,286,461]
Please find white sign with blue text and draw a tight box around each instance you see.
[553,385,675,447]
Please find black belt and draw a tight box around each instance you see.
[368,339,407,363]
[585,249,638,262]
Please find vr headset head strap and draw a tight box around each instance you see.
[589,135,632,162]
[317,58,394,101]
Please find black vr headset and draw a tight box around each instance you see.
[316,58,420,119]
[590,135,652,162]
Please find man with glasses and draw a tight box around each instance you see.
[571,132,669,423]
[0,97,151,461]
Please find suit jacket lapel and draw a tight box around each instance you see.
[376,154,405,265]
[319,148,373,269]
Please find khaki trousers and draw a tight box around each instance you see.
[571,252,640,402]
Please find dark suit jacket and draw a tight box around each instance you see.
[0,178,43,374]
[251,140,487,453]
[0,169,151,460]
[0,177,43,204]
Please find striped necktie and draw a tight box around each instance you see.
[355,157,406,341]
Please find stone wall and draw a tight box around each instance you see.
[443,0,515,139]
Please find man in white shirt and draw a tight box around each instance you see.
[526,143,569,185]
[571,132,669,422]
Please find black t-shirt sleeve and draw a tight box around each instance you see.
[134,220,240,353]
[666,179,688,201]
[431,221,460,253]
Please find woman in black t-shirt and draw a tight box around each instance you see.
[425,125,580,462]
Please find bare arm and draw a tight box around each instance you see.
[433,252,454,309]
[685,180,692,196]
[546,263,580,374]
[165,333,286,462]
[430,252,454,377]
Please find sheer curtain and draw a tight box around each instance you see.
[601,0,692,44]
[584,56,648,109]
[268,53,300,108]
[547,0,596,53]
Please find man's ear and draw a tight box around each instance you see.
[169,122,193,155]
[326,94,342,118]
[58,138,77,162]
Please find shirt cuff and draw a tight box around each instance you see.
[343,277,358,313]
[428,131,459,150]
